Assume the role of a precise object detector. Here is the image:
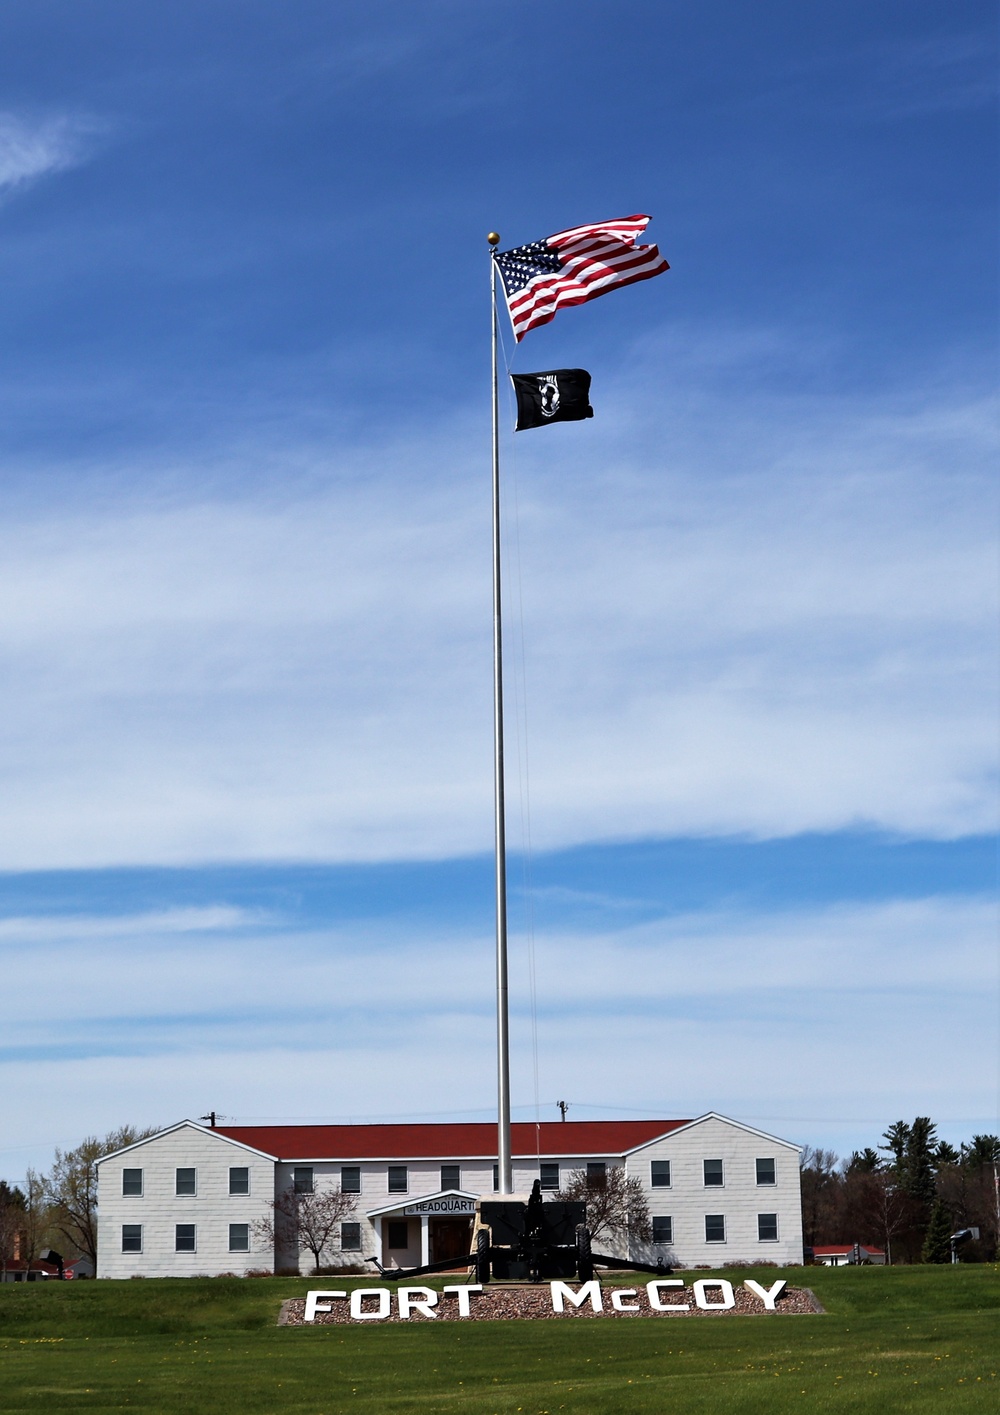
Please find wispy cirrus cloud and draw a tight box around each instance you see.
[0,111,103,195]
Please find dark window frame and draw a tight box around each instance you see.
[386,1220,409,1249]
[293,1167,314,1194]
[175,1167,197,1197]
[650,1160,671,1188]
[387,1165,408,1194]
[539,1162,560,1191]
[755,1157,776,1186]
[122,1168,143,1197]
[341,1222,362,1251]
[652,1215,673,1244]
[703,1159,724,1187]
[228,1223,250,1252]
[341,1166,361,1194]
[704,1213,726,1243]
[121,1224,142,1253]
[440,1164,461,1191]
[757,1212,779,1242]
[175,1223,197,1253]
[229,1167,250,1196]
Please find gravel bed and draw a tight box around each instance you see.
[279,1280,821,1325]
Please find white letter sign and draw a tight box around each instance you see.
[744,1278,787,1310]
[646,1280,688,1312]
[550,1280,603,1313]
[442,1284,482,1317]
[398,1286,438,1320]
[350,1287,391,1321]
[304,1290,345,1323]
[693,1279,735,1310]
[611,1288,639,1312]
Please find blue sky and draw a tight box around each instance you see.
[0,0,996,1181]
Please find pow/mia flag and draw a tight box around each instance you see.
[510,369,593,431]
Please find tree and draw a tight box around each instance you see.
[799,1147,842,1247]
[852,1168,915,1266]
[934,1142,960,1167]
[17,1170,52,1274]
[0,1182,26,1277]
[254,1185,358,1274]
[962,1135,1000,1168]
[557,1167,651,1248]
[45,1125,159,1268]
[921,1199,953,1264]
[880,1121,911,1172]
[903,1118,938,1208]
[846,1148,882,1174]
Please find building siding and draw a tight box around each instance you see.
[95,1115,802,1276]
[97,1125,275,1278]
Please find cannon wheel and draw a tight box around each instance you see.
[576,1224,593,1283]
[475,1229,491,1284]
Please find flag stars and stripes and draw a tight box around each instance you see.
[493,216,668,340]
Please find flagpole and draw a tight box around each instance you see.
[488,231,513,1195]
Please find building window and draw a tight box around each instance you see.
[756,1157,776,1186]
[703,1159,724,1187]
[441,1164,460,1191]
[758,1213,778,1242]
[175,1168,196,1197]
[493,1164,499,1192]
[705,1214,726,1243]
[341,1166,361,1194]
[386,1220,409,1249]
[652,1216,673,1244]
[229,1167,250,1196]
[293,1167,314,1194]
[651,1160,671,1188]
[228,1224,250,1252]
[122,1168,143,1197]
[341,1222,362,1251]
[387,1165,407,1193]
[539,1162,559,1191]
[175,1224,196,1253]
[121,1224,142,1253]
[587,1163,606,1182]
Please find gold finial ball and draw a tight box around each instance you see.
[487,231,501,246]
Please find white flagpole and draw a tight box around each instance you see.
[488,231,513,1194]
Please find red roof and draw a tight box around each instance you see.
[216,1119,687,1162]
[813,1244,885,1256]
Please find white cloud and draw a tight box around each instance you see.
[0,350,993,868]
[0,893,992,1179]
[0,111,99,194]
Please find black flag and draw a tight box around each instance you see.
[510,369,593,430]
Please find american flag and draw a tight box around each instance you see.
[493,216,668,341]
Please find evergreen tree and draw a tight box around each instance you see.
[921,1199,953,1264]
[903,1118,938,1203]
[847,1148,881,1173]
[880,1121,911,1171]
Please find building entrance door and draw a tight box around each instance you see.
[430,1218,472,1265]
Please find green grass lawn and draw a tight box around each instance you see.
[0,1267,996,1413]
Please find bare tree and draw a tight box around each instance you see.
[853,1169,916,1266]
[45,1125,159,1268]
[254,1185,358,1274]
[557,1167,651,1248]
[0,1182,26,1277]
[799,1147,841,1247]
[17,1170,52,1275]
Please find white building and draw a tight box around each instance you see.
[95,1113,803,1277]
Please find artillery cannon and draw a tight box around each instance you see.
[368,1180,672,1283]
